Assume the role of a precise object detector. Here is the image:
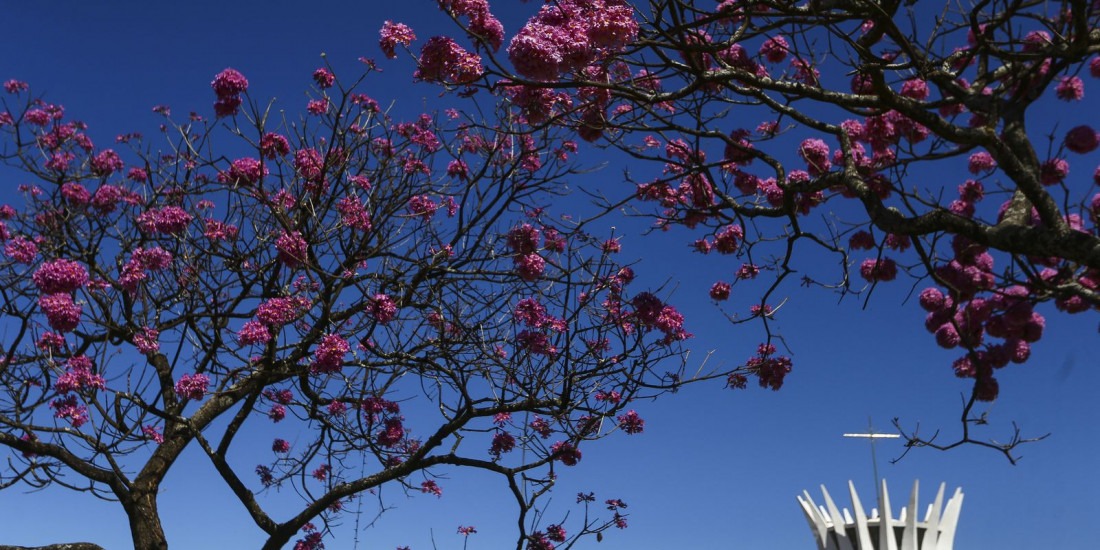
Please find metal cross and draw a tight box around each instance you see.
[844,418,900,503]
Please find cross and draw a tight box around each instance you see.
[844,419,900,504]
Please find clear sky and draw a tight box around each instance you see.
[1,1,1098,549]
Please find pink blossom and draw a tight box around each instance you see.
[61,182,91,205]
[370,293,398,324]
[407,195,439,221]
[306,99,329,115]
[550,441,581,465]
[89,149,124,176]
[967,151,996,174]
[55,356,105,394]
[272,438,291,453]
[789,58,820,86]
[713,224,743,254]
[133,247,173,270]
[174,373,209,400]
[311,334,349,374]
[257,296,311,327]
[6,237,38,264]
[136,206,192,234]
[458,526,477,536]
[709,281,731,301]
[327,401,347,416]
[420,480,443,497]
[617,410,644,434]
[515,253,546,281]
[414,37,484,85]
[1040,158,1070,185]
[759,36,789,63]
[377,417,405,447]
[506,224,540,254]
[142,425,164,444]
[37,332,66,351]
[528,532,555,550]
[918,288,947,312]
[39,293,82,332]
[260,132,290,159]
[134,327,160,354]
[222,157,267,185]
[204,219,239,241]
[276,230,308,267]
[379,21,417,59]
[211,68,249,98]
[91,185,123,213]
[312,68,335,89]
[530,416,552,438]
[51,395,89,427]
[33,259,89,294]
[294,148,325,182]
[1065,125,1099,154]
[336,196,372,231]
[859,257,898,282]
[490,431,516,458]
[900,78,930,100]
[1055,76,1084,101]
[3,79,29,94]
[516,330,557,356]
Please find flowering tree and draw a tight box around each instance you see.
[0,65,706,549]
[412,0,1100,459]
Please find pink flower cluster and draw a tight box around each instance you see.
[1065,125,1098,154]
[133,327,160,354]
[221,157,267,185]
[311,333,350,374]
[336,196,372,231]
[260,132,290,159]
[142,425,164,444]
[5,237,38,264]
[379,21,417,59]
[249,296,312,341]
[507,0,638,82]
[506,224,547,281]
[859,258,898,282]
[294,148,325,183]
[174,372,210,401]
[136,206,192,234]
[119,246,173,293]
[276,230,308,267]
[797,138,831,176]
[514,298,566,331]
[312,68,335,89]
[33,259,89,294]
[55,355,105,394]
[617,410,644,434]
[272,438,291,453]
[414,37,484,86]
[630,292,690,344]
[369,293,398,324]
[51,395,89,427]
[420,480,443,497]
[489,431,515,459]
[438,0,504,51]
[39,293,82,332]
[550,441,581,466]
[407,195,439,221]
[746,343,792,391]
[211,68,248,117]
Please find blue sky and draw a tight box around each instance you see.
[2,1,1098,549]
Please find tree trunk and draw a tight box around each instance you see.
[122,486,168,550]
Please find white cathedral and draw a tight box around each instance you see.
[797,479,964,550]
